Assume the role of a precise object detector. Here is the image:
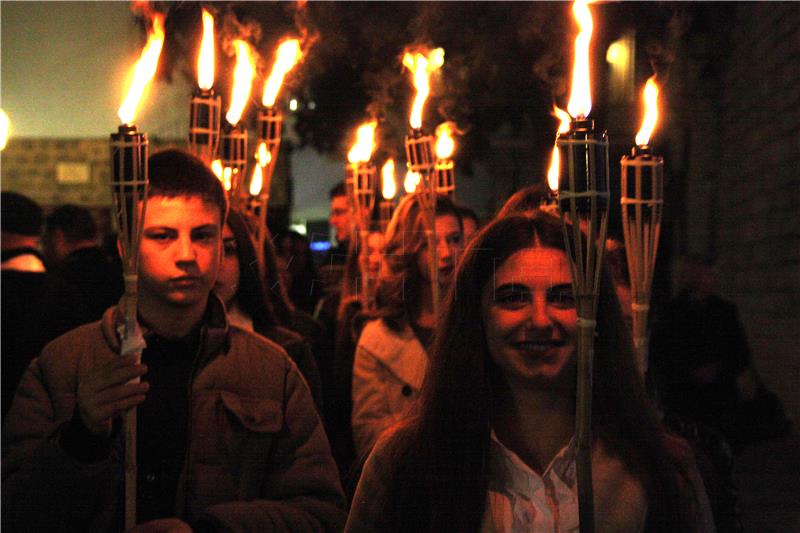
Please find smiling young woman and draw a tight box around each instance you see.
[346,212,715,533]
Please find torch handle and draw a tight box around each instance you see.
[121,274,141,529]
[631,301,650,377]
[576,315,596,533]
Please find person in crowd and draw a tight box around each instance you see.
[42,204,124,323]
[455,203,480,243]
[276,229,323,315]
[2,150,345,532]
[323,225,386,485]
[650,256,791,450]
[495,183,550,219]
[351,194,463,459]
[1,192,78,421]
[213,209,323,411]
[326,181,352,267]
[347,213,715,532]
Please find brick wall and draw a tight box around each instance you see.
[667,4,800,424]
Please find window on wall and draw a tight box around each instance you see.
[606,31,636,103]
[56,162,90,184]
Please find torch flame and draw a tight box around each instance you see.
[402,47,445,129]
[381,159,397,200]
[262,38,302,107]
[567,0,594,119]
[257,142,272,167]
[118,13,165,125]
[635,76,660,147]
[547,106,572,192]
[434,122,456,159]
[0,109,9,151]
[404,169,421,194]
[347,120,378,163]
[197,9,215,90]
[211,159,223,179]
[226,40,255,126]
[222,165,233,191]
[249,164,263,196]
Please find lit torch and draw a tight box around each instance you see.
[188,9,221,164]
[380,158,398,231]
[555,3,608,532]
[346,120,378,309]
[402,46,445,319]
[110,11,164,529]
[434,121,457,199]
[620,76,664,377]
[219,40,255,211]
[248,38,303,272]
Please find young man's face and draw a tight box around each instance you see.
[138,196,222,309]
[329,195,351,243]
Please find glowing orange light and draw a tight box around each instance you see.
[249,164,263,196]
[222,165,233,191]
[118,13,165,124]
[635,76,660,147]
[547,106,572,192]
[402,47,445,129]
[226,40,255,126]
[197,9,215,90]
[567,0,594,119]
[257,142,271,167]
[0,109,9,151]
[404,169,421,194]
[434,122,456,159]
[262,38,302,107]
[347,120,378,164]
[381,159,397,200]
[211,159,223,179]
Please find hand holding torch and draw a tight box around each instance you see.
[111,12,164,528]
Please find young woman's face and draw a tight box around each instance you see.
[213,224,240,307]
[481,246,578,391]
[417,213,462,288]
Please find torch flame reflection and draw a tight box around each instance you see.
[118,13,165,125]
[567,0,594,119]
[435,122,456,159]
[262,39,302,107]
[198,9,215,90]
[226,40,255,126]
[0,109,9,151]
[347,121,377,164]
[635,76,659,147]
[547,106,572,192]
[404,170,421,194]
[249,164,263,196]
[402,48,445,130]
[381,159,397,200]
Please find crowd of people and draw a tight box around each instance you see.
[1,148,791,532]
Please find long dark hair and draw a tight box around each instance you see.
[379,212,696,532]
[370,193,461,331]
[225,209,279,332]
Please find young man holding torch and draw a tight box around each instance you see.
[2,150,346,532]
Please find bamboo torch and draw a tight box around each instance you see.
[249,38,303,273]
[216,40,255,211]
[380,159,398,232]
[620,76,663,377]
[110,12,164,529]
[402,47,444,319]
[433,121,457,199]
[553,2,608,532]
[188,9,221,164]
[346,121,378,309]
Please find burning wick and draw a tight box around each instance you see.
[381,159,397,200]
[402,48,445,130]
[198,9,215,91]
[348,121,378,164]
[262,39,302,108]
[226,40,255,127]
[118,14,165,125]
[635,76,659,149]
[249,164,263,196]
[547,106,573,193]
[404,169,421,194]
[434,122,456,160]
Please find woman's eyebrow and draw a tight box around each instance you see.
[493,282,529,292]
